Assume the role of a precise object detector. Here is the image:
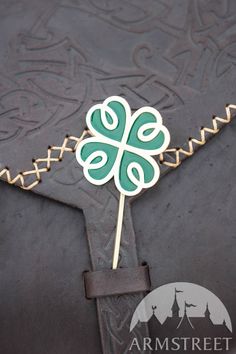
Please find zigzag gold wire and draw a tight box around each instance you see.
[159,104,236,168]
[0,104,235,190]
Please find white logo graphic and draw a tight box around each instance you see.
[130,282,232,352]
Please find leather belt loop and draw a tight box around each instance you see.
[84,265,151,299]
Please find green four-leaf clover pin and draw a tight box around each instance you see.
[76,96,170,196]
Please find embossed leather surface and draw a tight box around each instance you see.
[0,1,236,353]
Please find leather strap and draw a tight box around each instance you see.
[84,265,151,298]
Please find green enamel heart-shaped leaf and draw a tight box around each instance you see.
[76,96,170,196]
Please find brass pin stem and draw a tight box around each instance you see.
[112,193,125,269]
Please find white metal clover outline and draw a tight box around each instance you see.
[76,96,170,197]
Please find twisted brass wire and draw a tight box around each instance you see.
[0,104,235,190]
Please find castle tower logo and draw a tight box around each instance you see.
[129,282,233,352]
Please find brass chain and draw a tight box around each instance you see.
[0,104,235,190]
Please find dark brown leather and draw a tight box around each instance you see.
[0,1,236,354]
[84,265,151,299]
